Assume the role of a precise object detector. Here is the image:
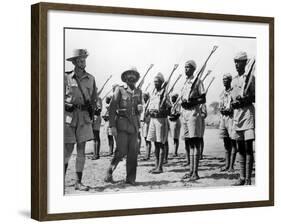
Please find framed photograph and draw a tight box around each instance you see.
[31,2,274,221]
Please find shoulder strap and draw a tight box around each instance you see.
[73,75,87,104]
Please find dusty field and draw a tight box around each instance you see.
[64,128,255,195]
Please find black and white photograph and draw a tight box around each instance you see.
[63,27,256,195]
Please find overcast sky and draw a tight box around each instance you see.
[65,28,256,104]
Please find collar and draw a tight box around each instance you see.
[186,75,195,84]
[72,70,89,80]
[125,85,135,93]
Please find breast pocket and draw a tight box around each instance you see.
[120,95,129,107]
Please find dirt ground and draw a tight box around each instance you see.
[64,128,255,195]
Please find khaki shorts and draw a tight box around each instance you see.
[233,129,255,141]
[169,119,181,139]
[64,110,94,143]
[141,121,150,138]
[182,116,203,138]
[65,123,93,144]
[219,115,235,139]
[147,117,169,144]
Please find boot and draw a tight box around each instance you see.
[245,154,254,185]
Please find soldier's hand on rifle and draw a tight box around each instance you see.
[181,99,194,109]
[111,127,117,137]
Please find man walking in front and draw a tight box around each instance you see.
[104,68,143,185]
[64,49,98,191]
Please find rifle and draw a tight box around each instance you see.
[101,88,113,101]
[189,45,218,99]
[167,74,182,95]
[205,76,215,94]
[159,64,179,108]
[243,58,256,97]
[137,64,154,89]
[144,83,151,92]
[173,46,218,107]
[201,70,212,82]
[97,75,112,96]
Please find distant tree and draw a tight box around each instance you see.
[209,101,220,114]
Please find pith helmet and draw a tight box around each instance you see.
[121,67,140,82]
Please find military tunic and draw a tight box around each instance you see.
[231,74,255,140]
[181,76,205,138]
[219,88,234,139]
[146,88,171,144]
[108,85,142,182]
[168,101,181,140]
[140,100,151,138]
[64,71,98,143]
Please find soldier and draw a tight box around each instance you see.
[146,73,172,174]
[104,68,143,185]
[102,96,114,156]
[219,73,237,172]
[92,95,102,160]
[168,93,181,157]
[181,60,206,181]
[231,52,255,185]
[64,49,98,191]
[140,92,152,161]
[199,103,207,160]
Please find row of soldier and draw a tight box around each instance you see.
[64,49,255,191]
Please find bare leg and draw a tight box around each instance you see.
[64,143,75,177]
[245,140,254,185]
[190,138,200,181]
[152,142,164,174]
[108,135,114,156]
[184,138,190,166]
[174,138,179,156]
[221,137,231,171]
[233,140,246,185]
[228,140,237,172]
[163,141,169,164]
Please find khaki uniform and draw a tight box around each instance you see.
[181,76,205,138]
[108,85,142,182]
[168,102,181,140]
[64,71,98,143]
[231,74,255,140]
[140,101,151,138]
[147,88,171,144]
[102,104,113,136]
[219,88,235,139]
[200,103,207,137]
